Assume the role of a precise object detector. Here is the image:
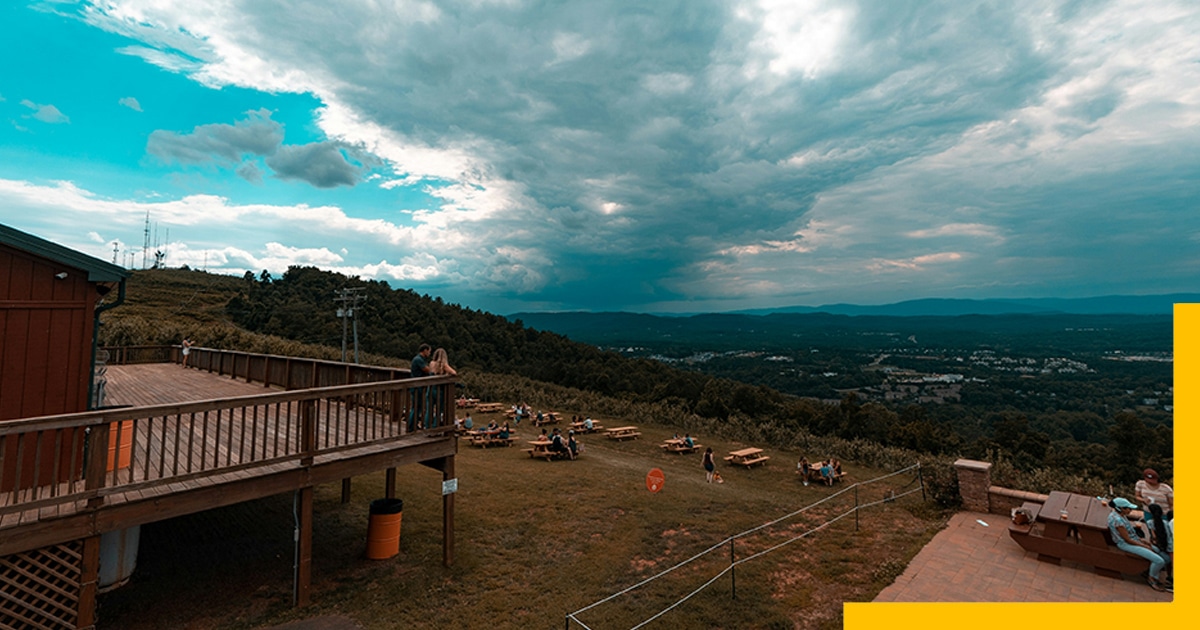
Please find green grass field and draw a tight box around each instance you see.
[97,414,948,630]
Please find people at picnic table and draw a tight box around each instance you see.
[549,428,573,460]
[566,430,579,459]
[1147,503,1173,583]
[1135,468,1173,527]
[485,420,499,432]
[683,433,695,448]
[1108,497,1172,592]
[538,428,549,442]
[497,423,511,440]
[584,417,594,431]
[797,457,812,486]
[462,414,473,430]
[819,460,834,485]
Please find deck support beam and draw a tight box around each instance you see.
[441,455,455,568]
[77,535,101,629]
[385,467,397,498]
[296,486,313,607]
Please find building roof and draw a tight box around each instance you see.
[0,223,130,283]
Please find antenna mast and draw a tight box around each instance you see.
[142,209,151,270]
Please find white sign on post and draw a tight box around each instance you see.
[442,478,458,495]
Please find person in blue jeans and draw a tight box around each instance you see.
[1108,497,1171,591]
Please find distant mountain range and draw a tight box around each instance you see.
[725,294,1200,317]
[513,294,1197,321]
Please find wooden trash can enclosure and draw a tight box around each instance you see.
[366,498,404,559]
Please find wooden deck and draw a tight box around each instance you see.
[1,361,458,557]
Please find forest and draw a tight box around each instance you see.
[107,266,1172,487]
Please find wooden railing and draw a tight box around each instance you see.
[1,348,456,518]
[103,345,414,389]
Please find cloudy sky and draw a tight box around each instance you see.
[1,1,1198,314]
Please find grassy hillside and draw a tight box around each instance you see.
[88,266,1127,627]
[98,415,943,630]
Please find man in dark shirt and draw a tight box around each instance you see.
[411,344,432,377]
[408,344,432,430]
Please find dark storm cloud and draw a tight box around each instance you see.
[265,142,361,188]
[81,0,1200,311]
[147,108,283,165]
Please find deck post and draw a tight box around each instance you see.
[300,400,316,467]
[385,467,397,498]
[296,486,314,606]
[78,535,101,629]
[84,422,110,508]
[441,455,455,568]
[341,478,352,503]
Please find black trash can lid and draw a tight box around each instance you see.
[370,498,404,514]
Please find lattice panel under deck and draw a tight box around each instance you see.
[0,541,82,630]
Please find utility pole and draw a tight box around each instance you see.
[334,287,367,363]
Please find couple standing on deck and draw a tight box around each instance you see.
[408,344,457,430]
[411,343,457,378]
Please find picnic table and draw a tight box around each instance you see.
[533,412,560,427]
[523,438,572,460]
[474,402,505,413]
[569,421,604,434]
[660,438,701,454]
[725,447,770,468]
[1008,491,1151,578]
[456,397,480,408]
[605,426,642,441]
[467,430,516,448]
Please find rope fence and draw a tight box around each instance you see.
[565,462,926,629]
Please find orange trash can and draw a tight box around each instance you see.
[107,420,134,471]
[366,498,403,559]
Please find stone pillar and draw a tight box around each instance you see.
[954,459,992,513]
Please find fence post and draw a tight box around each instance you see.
[855,483,859,531]
[918,462,926,502]
[730,537,736,600]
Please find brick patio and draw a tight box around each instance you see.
[873,511,1172,603]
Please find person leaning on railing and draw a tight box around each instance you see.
[1108,497,1171,592]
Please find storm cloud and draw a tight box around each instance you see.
[51,0,1200,311]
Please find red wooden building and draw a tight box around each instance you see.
[0,223,129,489]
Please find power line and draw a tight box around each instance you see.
[334,287,367,363]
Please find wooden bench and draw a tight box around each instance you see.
[522,447,572,461]
[1008,501,1151,578]
[661,443,701,454]
[470,436,516,448]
